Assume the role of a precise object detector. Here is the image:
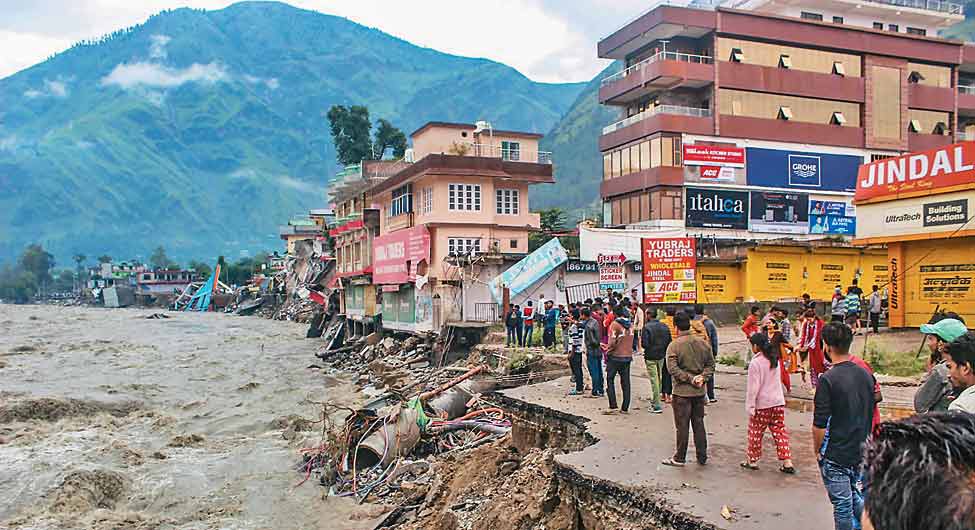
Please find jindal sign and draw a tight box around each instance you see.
[856,142,975,202]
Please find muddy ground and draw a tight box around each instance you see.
[0,304,385,530]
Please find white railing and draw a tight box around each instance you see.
[602,105,711,134]
[453,143,553,164]
[959,85,975,95]
[864,0,962,15]
[601,51,713,87]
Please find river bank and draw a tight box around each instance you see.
[0,304,386,530]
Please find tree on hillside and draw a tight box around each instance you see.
[149,246,178,270]
[373,119,407,159]
[529,207,569,252]
[327,105,373,165]
[19,244,54,286]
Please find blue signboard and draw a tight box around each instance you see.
[489,237,568,301]
[810,200,850,217]
[746,147,862,192]
[809,215,857,235]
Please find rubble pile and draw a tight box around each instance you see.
[269,297,320,323]
[322,334,443,391]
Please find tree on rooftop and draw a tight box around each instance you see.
[327,105,373,166]
[373,119,407,159]
[149,246,177,270]
[97,255,113,264]
[529,207,569,252]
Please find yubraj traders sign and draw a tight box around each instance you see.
[372,226,430,284]
[641,238,697,304]
[856,142,975,202]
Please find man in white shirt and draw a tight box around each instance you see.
[945,331,975,413]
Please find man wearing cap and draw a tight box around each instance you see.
[945,332,975,413]
[914,318,968,413]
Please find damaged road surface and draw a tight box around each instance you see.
[0,305,385,530]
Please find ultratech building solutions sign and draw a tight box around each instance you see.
[685,187,749,229]
[856,190,974,240]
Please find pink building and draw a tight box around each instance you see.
[369,122,554,332]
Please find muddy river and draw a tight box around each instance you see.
[0,304,382,530]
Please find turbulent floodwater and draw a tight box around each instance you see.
[0,305,382,530]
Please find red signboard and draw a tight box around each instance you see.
[682,145,745,168]
[641,238,697,304]
[856,142,975,203]
[372,226,431,285]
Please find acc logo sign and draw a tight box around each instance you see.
[788,154,821,187]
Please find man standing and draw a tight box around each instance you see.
[695,304,719,403]
[514,305,524,346]
[813,322,875,530]
[641,308,670,414]
[945,331,975,413]
[741,305,761,338]
[542,300,559,350]
[566,313,585,396]
[831,287,846,323]
[582,308,604,397]
[662,312,714,467]
[867,286,882,335]
[602,305,633,414]
[631,300,645,355]
[522,301,534,347]
[505,306,518,347]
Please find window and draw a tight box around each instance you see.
[421,187,433,214]
[448,183,481,211]
[778,106,793,120]
[888,24,899,32]
[908,71,925,84]
[909,119,922,133]
[510,239,518,249]
[501,141,521,161]
[934,121,948,135]
[871,154,896,162]
[729,47,744,62]
[831,112,847,125]
[833,61,846,76]
[801,11,823,21]
[779,54,792,69]
[907,27,926,36]
[389,184,412,217]
[873,22,884,30]
[496,188,520,215]
[447,238,481,255]
[832,16,844,24]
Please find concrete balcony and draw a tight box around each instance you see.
[719,61,865,102]
[599,105,714,151]
[958,85,975,116]
[909,84,954,112]
[909,132,953,151]
[600,166,685,199]
[719,115,864,148]
[599,51,714,105]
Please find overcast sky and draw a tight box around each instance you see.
[0,0,652,83]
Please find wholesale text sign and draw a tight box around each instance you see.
[641,238,697,304]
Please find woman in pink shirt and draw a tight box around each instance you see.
[742,334,795,474]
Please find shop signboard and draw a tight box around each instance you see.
[750,191,810,234]
[809,215,856,235]
[641,238,697,304]
[489,237,568,301]
[372,226,430,285]
[856,190,974,240]
[597,253,627,294]
[746,147,862,192]
[919,264,975,301]
[685,187,749,229]
[682,145,745,167]
[856,142,975,202]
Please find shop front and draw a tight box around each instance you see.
[372,226,433,333]
[855,141,975,327]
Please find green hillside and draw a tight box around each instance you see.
[0,1,584,263]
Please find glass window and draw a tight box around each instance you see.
[603,154,612,180]
[621,146,631,175]
[661,137,674,166]
[907,27,926,36]
[612,150,621,177]
[421,187,433,214]
[496,189,520,215]
[873,22,883,30]
[888,24,899,32]
[501,141,521,161]
[650,137,661,167]
[389,184,413,217]
[639,141,651,171]
[800,11,823,21]
[832,16,843,24]
[448,238,482,255]
[448,183,481,211]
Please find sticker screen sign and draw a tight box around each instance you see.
[641,238,697,304]
[597,253,627,294]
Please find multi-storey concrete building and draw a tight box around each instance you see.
[597,0,974,236]
[368,122,553,332]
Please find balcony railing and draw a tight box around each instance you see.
[601,51,714,86]
[959,85,975,95]
[862,0,962,15]
[455,143,553,164]
[602,105,712,134]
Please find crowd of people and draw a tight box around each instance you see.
[503,285,975,530]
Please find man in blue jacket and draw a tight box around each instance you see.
[695,304,719,403]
